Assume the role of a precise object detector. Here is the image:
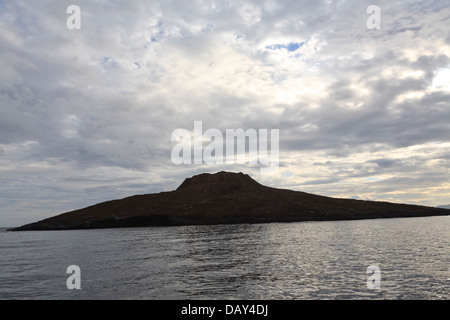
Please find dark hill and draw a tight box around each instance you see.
[9,171,449,231]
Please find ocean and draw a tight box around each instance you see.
[0,216,448,300]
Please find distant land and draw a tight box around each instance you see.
[436,204,450,209]
[9,171,449,231]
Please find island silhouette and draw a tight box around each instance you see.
[10,171,449,231]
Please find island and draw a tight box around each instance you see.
[9,171,449,231]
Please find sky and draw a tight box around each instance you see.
[1,0,449,227]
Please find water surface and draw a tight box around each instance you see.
[0,216,448,299]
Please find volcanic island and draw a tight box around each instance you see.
[10,171,449,231]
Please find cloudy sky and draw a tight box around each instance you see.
[1,0,449,227]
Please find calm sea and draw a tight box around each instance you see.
[0,216,448,300]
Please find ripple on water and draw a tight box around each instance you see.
[0,216,448,299]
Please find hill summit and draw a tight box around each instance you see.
[176,171,263,194]
[10,171,449,231]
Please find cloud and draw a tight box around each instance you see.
[1,0,450,226]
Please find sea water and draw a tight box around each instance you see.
[0,216,448,299]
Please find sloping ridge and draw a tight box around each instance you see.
[10,171,449,231]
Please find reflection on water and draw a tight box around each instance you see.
[0,216,448,299]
